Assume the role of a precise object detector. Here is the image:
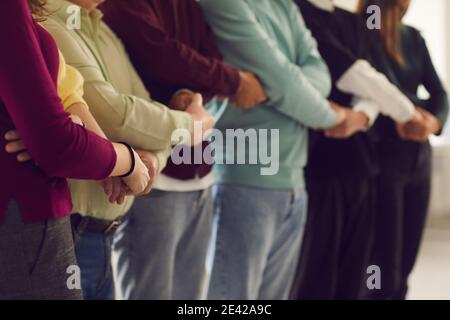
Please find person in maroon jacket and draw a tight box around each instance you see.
[101,0,266,299]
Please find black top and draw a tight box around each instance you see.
[297,0,379,180]
[368,24,449,174]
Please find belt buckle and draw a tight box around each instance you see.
[104,220,121,235]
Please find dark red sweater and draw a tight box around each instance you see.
[101,0,240,180]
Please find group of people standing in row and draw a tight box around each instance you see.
[0,0,447,300]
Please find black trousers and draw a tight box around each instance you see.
[291,176,376,300]
[368,146,431,300]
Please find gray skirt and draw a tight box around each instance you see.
[0,202,83,300]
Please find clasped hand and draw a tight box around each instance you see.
[396,107,440,142]
[324,101,369,139]
[4,125,158,205]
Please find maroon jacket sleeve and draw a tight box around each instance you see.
[0,0,116,179]
[102,0,240,98]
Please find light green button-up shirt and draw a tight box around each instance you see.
[43,0,194,220]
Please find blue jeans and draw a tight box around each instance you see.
[73,230,114,300]
[207,184,308,300]
[113,188,213,300]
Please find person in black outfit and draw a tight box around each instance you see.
[359,0,449,300]
[291,0,420,299]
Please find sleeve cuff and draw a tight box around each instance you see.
[319,100,339,129]
[170,110,194,143]
[336,60,372,93]
[155,146,173,173]
[62,94,87,111]
[352,97,380,128]
[337,59,416,123]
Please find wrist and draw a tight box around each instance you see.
[356,112,370,130]
[118,142,136,178]
[430,117,441,135]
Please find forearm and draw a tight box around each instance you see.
[337,60,415,122]
[352,98,380,128]
[110,142,133,177]
[84,83,194,151]
[66,102,107,139]
[200,0,336,128]
[154,146,173,173]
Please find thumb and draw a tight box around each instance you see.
[191,93,203,107]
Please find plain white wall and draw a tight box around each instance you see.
[334,0,449,86]
[403,0,448,84]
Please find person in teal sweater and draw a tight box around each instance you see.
[199,0,348,299]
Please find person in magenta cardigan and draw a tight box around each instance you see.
[0,0,151,299]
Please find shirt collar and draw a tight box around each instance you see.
[46,0,104,30]
[306,0,335,12]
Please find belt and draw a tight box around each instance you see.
[71,214,122,236]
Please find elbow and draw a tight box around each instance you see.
[31,153,70,178]
[30,146,80,178]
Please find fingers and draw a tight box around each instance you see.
[396,124,408,140]
[17,152,32,162]
[169,90,195,111]
[4,131,32,162]
[324,127,349,139]
[232,72,267,110]
[102,178,130,205]
[109,178,122,204]
[102,178,113,198]
[397,122,429,141]
[4,130,20,141]
[5,139,26,153]
[191,93,203,107]
[139,181,153,197]
[116,190,127,206]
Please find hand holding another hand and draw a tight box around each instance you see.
[232,71,267,110]
[396,107,440,142]
[328,101,349,127]
[169,89,195,112]
[185,93,215,145]
[4,114,85,163]
[101,150,159,204]
[135,150,159,195]
[325,103,369,139]
[120,147,151,196]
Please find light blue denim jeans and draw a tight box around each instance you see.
[207,184,308,300]
[113,187,213,300]
[74,231,114,300]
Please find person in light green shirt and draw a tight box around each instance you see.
[198,0,347,299]
[41,0,213,300]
